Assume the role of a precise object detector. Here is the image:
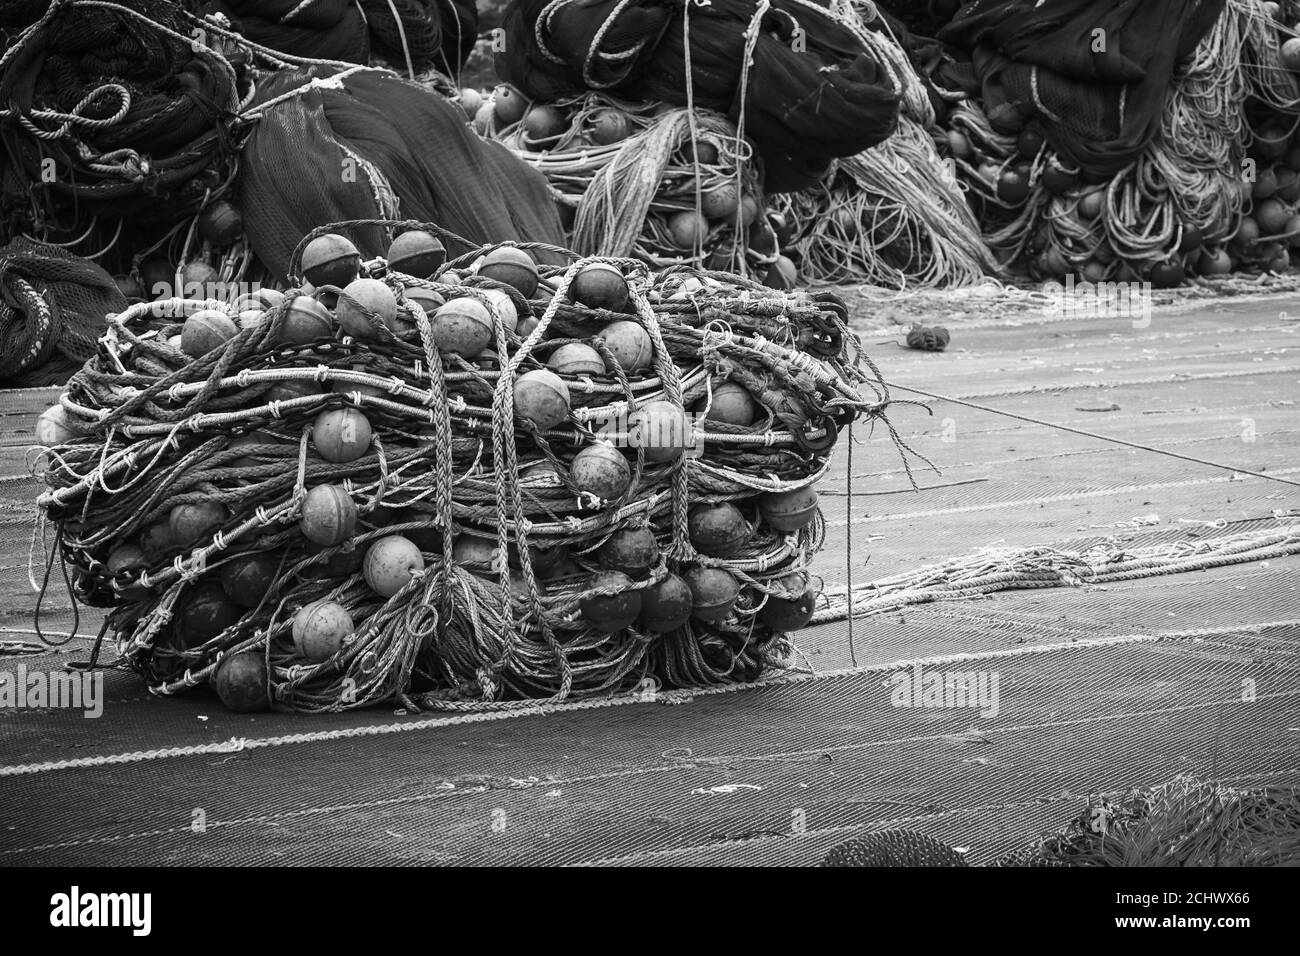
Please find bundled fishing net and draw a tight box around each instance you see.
[35,220,895,713]
[493,0,902,194]
[195,0,479,80]
[1001,776,1300,866]
[0,238,128,386]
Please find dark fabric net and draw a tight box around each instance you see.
[494,0,901,193]
[937,0,1227,177]
[238,67,567,279]
[0,238,127,384]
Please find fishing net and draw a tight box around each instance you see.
[1000,776,1300,866]
[493,0,902,194]
[238,67,568,281]
[35,220,903,713]
[0,238,128,385]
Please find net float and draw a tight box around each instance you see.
[506,539,569,574]
[1041,159,1077,195]
[265,378,322,404]
[683,139,719,165]
[740,194,760,227]
[763,256,798,290]
[107,544,150,599]
[523,104,566,145]
[1252,167,1279,200]
[579,570,641,632]
[114,274,144,300]
[387,230,446,278]
[478,246,539,298]
[303,542,365,579]
[336,277,397,338]
[403,285,445,318]
[768,211,794,247]
[232,288,285,313]
[1255,198,1289,235]
[521,458,563,485]
[219,551,281,607]
[1178,225,1204,253]
[300,484,357,545]
[683,566,740,621]
[364,534,425,598]
[759,572,816,631]
[431,296,494,358]
[667,210,709,249]
[1283,37,1300,71]
[493,84,529,124]
[759,486,819,532]
[514,369,570,430]
[301,233,361,288]
[570,262,629,312]
[516,310,540,339]
[639,573,693,632]
[481,287,519,333]
[598,525,660,578]
[595,319,652,373]
[458,87,483,117]
[987,101,1025,135]
[312,407,372,463]
[181,309,238,358]
[700,182,741,220]
[1080,260,1107,283]
[1287,215,1300,249]
[278,295,334,345]
[166,334,184,350]
[1077,188,1104,221]
[237,308,265,330]
[1233,217,1261,248]
[1277,167,1300,202]
[946,130,972,160]
[180,260,218,293]
[197,199,243,245]
[748,220,778,255]
[688,502,750,557]
[169,501,227,549]
[140,256,173,297]
[474,98,495,134]
[547,342,606,376]
[214,651,269,713]
[588,107,631,145]
[1197,248,1231,276]
[139,521,176,563]
[570,442,632,500]
[996,168,1030,205]
[1016,128,1045,160]
[177,581,242,646]
[696,380,756,426]
[631,400,693,462]
[453,534,501,571]
[292,599,353,663]
[36,404,73,445]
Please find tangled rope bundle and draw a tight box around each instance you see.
[36,219,896,713]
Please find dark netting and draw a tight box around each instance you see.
[0,238,127,385]
[937,0,1227,178]
[238,67,567,279]
[494,0,901,193]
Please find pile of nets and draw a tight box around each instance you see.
[1000,776,1300,866]
[35,220,894,713]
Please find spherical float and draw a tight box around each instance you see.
[696,380,756,426]
[1077,188,1104,221]
[139,521,175,563]
[700,182,740,220]
[301,233,361,288]
[36,404,73,445]
[265,378,322,405]
[631,400,693,462]
[667,210,709,249]
[169,501,227,549]
[684,566,740,621]
[1080,260,1107,283]
[114,274,144,300]
[547,342,606,377]
[688,502,750,557]
[312,407,372,463]
[181,309,238,358]
[763,256,798,290]
[683,139,719,165]
[588,108,632,145]
[478,247,539,298]
[513,369,570,430]
[278,295,334,345]
[214,651,269,713]
[403,285,445,318]
[598,526,660,578]
[336,277,397,338]
[740,194,760,227]
[521,458,562,485]
[570,263,629,312]
[474,99,494,135]
[481,287,519,333]
[299,484,357,546]
[387,230,446,278]
[292,599,352,663]
[760,572,816,631]
[139,257,173,296]
[595,320,652,373]
[1178,225,1204,253]
[996,169,1030,205]
[364,534,424,598]
[237,309,265,331]
[1041,159,1076,195]
[107,543,146,576]
[219,551,281,608]
[1287,215,1300,249]
[181,260,218,292]
[947,130,972,160]
[579,570,641,632]
[452,534,500,571]
[197,200,243,245]
[1233,217,1261,248]
[1283,37,1300,71]
[639,573,693,632]
[431,297,494,358]
[570,442,632,500]
[987,102,1025,135]
[458,87,482,118]
[523,105,566,145]
[1255,198,1289,235]
[1253,167,1279,200]
[493,84,528,124]
[1016,128,1045,160]
[232,288,285,312]
[759,486,819,532]
[177,581,242,646]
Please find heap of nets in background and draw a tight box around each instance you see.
[999,776,1300,866]
[36,220,894,713]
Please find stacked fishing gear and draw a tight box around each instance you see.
[35,220,891,714]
